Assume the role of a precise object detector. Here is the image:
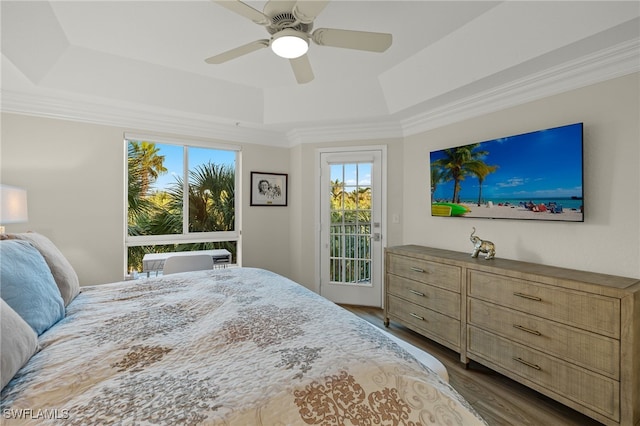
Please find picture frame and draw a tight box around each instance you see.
[250,172,288,206]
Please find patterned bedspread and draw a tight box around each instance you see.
[1,268,486,425]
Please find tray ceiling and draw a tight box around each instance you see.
[2,1,639,146]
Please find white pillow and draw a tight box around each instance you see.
[1,299,39,390]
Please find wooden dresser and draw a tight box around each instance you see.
[385,248,463,353]
[384,245,640,426]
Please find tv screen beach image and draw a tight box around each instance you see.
[430,123,584,222]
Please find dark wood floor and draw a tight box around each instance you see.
[341,304,603,426]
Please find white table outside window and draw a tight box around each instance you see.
[142,249,231,277]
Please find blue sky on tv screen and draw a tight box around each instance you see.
[430,123,583,202]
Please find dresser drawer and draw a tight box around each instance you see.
[387,274,460,319]
[387,254,461,292]
[387,294,460,349]
[468,298,619,378]
[468,326,619,422]
[468,270,620,337]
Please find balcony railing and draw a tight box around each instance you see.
[329,222,371,284]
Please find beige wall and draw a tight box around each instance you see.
[403,73,639,277]
[1,115,125,285]
[241,144,291,275]
[0,114,291,285]
[290,74,640,288]
[2,72,638,287]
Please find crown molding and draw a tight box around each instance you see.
[285,120,404,146]
[282,38,640,144]
[0,90,288,147]
[2,38,638,147]
[399,38,640,137]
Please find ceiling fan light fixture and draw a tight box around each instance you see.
[271,29,309,59]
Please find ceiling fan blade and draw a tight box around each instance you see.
[312,28,392,52]
[292,0,330,24]
[212,0,270,25]
[290,55,314,84]
[205,39,270,64]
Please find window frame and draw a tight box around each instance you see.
[124,133,242,260]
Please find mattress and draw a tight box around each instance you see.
[1,267,485,425]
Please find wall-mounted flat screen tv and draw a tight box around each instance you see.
[430,122,584,222]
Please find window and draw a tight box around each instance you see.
[125,134,240,274]
[329,162,372,284]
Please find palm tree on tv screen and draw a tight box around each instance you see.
[430,165,447,203]
[431,144,492,204]
[469,163,499,206]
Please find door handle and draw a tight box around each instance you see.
[370,233,381,242]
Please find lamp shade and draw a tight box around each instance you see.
[271,29,309,59]
[0,185,28,224]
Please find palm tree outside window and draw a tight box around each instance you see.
[125,137,240,274]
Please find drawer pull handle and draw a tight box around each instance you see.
[410,266,425,273]
[408,289,425,297]
[409,312,425,321]
[513,357,541,370]
[513,324,542,336]
[513,292,542,301]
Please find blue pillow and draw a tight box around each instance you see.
[0,240,65,335]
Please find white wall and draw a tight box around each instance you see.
[289,73,640,288]
[403,73,640,278]
[241,144,291,275]
[2,73,638,287]
[0,114,291,285]
[1,114,125,285]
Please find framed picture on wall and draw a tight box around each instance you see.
[250,172,288,206]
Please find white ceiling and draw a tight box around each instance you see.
[2,1,639,146]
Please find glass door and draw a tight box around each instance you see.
[319,150,384,306]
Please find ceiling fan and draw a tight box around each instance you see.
[205,0,393,84]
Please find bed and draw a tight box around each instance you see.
[1,233,487,425]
